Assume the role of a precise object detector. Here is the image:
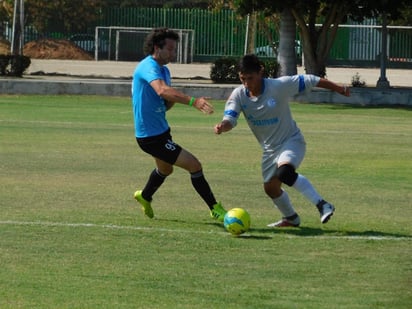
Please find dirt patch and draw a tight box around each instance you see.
[1,38,92,60]
[23,39,93,60]
[0,38,11,55]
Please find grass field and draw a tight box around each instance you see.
[1,95,411,309]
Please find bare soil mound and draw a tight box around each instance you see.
[1,38,92,60]
[23,39,93,60]
[0,38,11,55]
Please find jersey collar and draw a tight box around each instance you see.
[245,79,265,97]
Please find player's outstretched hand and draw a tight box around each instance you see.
[341,85,350,97]
[214,120,232,135]
[193,97,214,114]
[214,123,223,134]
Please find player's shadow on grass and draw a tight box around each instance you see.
[253,226,412,239]
[155,219,411,240]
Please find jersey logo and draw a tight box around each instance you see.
[246,115,279,126]
[267,98,277,108]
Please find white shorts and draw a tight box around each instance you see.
[261,135,306,183]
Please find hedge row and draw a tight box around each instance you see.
[210,57,280,83]
[0,55,31,77]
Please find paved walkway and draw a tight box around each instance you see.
[27,59,412,88]
[2,59,410,105]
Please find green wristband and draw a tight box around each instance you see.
[189,97,195,106]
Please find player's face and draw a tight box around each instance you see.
[239,71,263,96]
[154,38,177,65]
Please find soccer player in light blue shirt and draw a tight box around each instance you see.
[215,54,350,227]
[131,28,227,221]
[132,55,172,138]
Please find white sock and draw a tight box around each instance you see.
[292,174,322,205]
[272,190,296,218]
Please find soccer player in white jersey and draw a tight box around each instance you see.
[214,54,350,227]
[131,28,227,221]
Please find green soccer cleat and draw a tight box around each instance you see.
[134,190,154,219]
[210,202,227,222]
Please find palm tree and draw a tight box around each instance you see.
[277,8,297,76]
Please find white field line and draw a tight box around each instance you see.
[0,220,410,241]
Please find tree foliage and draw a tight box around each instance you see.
[26,0,104,34]
[0,0,104,34]
[0,0,213,35]
[220,0,411,76]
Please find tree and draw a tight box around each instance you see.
[0,0,14,40]
[277,8,297,76]
[388,2,412,25]
[227,0,410,76]
[2,0,104,35]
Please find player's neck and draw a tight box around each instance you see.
[246,81,264,98]
[151,55,167,66]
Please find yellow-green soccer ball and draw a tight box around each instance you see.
[224,208,251,235]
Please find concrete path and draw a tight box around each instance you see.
[27,59,412,88]
[1,59,411,105]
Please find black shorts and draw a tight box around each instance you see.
[136,129,182,165]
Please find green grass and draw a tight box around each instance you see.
[1,95,411,309]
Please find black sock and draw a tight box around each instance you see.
[142,169,167,201]
[190,170,217,209]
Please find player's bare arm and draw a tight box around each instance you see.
[317,78,350,96]
[214,120,233,134]
[150,79,214,114]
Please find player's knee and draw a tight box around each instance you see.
[190,158,202,173]
[275,164,298,186]
[158,166,173,176]
[263,181,282,198]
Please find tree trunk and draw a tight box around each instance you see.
[291,5,347,77]
[303,43,326,77]
[246,11,257,54]
[278,8,297,76]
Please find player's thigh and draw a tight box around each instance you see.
[174,148,202,173]
[137,133,181,165]
[277,138,306,168]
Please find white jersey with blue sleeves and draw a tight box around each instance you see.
[223,74,320,152]
[132,55,172,138]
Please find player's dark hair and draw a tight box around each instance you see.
[238,54,263,74]
[143,27,180,55]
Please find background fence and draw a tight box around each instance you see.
[2,7,412,68]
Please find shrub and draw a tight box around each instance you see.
[210,57,280,83]
[261,59,280,78]
[210,57,239,83]
[0,54,31,77]
[0,55,9,75]
[351,72,366,87]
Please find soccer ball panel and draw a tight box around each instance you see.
[224,208,251,235]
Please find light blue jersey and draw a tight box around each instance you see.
[223,74,320,153]
[132,55,172,138]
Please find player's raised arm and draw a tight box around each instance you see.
[150,79,214,114]
[317,78,350,96]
